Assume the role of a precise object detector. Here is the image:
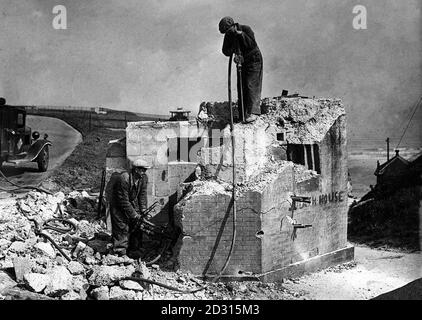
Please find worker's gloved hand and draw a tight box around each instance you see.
[234,25,242,35]
[132,214,143,227]
[234,54,244,65]
[228,24,242,35]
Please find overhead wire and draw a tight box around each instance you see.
[396,96,422,149]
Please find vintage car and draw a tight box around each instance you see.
[0,98,51,172]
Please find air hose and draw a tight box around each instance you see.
[201,53,238,282]
[0,169,53,194]
[28,217,73,262]
[25,207,205,293]
[43,218,77,234]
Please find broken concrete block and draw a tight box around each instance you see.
[25,235,39,248]
[71,275,89,294]
[1,286,55,300]
[88,265,135,286]
[102,254,124,266]
[0,271,17,292]
[139,262,151,279]
[237,284,248,293]
[109,286,136,300]
[77,220,96,237]
[23,273,50,293]
[62,234,73,245]
[44,266,72,297]
[81,245,95,259]
[36,257,49,267]
[31,265,47,274]
[91,286,109,300]
[142,291,154,300]
[55,256,66,266]
[137,263,151,291]
[0,259,13,269]
[18,202,32,214]
[67,261,85,275]
[13,257,32,282]
[61,291,81,300]
[72,241,86,258]
[102,254,134,266]
[85,256,97,265]
[0,239,11,250]
[34,242,56,258]
[8,241,27,253]
[79,288,88,300]
[119,280,144,291]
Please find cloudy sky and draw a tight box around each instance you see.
[0,0,421,143]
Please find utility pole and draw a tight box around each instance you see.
[386,137,390,161]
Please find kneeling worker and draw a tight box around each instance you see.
[108,158,149,257]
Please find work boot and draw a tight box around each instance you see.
[111,248,127,257]
[234,116,243,123]
[127,249,143,259]
[243,114,258,123]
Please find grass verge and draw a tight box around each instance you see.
[44,127,124,193]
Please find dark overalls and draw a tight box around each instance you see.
[222,23,263,121]
[106,171,148,255]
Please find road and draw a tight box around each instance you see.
[0,115,82,191]
[283,245,422,300]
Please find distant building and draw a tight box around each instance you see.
[374,150,411,189]
[94,107,107,114]
[409,152,422,182]
[373,149,422,193]
[169,108,191,121]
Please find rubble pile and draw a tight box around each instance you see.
[259,97,345,143]
[0,190,304,300]
[198,97,345,144]
[237,161,319,194]
[192,157,318,199]
[194,97,339,198]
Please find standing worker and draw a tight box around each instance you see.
[219,16,263,123]
[107,158,150,258]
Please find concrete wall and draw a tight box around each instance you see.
[175,112,349,276]
[176,187,262,275]
[199,123,271,184]
[259,115,348,273]
[125,120,206,224]
[121,97,350,278]
[260,166,348,273]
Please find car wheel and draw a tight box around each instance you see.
[37,146,49,172]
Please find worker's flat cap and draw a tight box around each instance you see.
[219,16,234,33]
[131,159,151,169]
